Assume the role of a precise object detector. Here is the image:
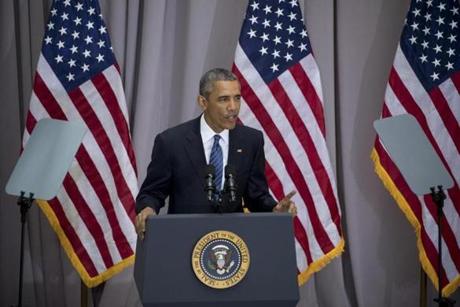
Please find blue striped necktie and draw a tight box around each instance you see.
[209,134,223,192]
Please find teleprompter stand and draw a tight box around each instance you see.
[5,119,87,307]
[16,192,33,307]
[374,114,455,307]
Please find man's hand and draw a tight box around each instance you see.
[135,207,156,240]
[273,190,297,216]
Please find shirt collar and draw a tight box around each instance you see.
[200,114,229,144]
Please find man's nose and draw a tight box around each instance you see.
[228,98,238,111]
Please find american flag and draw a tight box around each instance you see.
[233,0,344,283]
[24,0,138,287]
[372,0,460,296]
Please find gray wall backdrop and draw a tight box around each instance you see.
[1,0,459,306]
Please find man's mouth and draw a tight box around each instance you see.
[225,114,238,120]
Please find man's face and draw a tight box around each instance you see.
[198,80,241,133]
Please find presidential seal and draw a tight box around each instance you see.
[192,230,250,289]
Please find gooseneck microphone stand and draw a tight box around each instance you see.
[204,164,222,213]
[430,186,455,307]
[16,191,34,307]
[225,165,237,203]
[204,165,239,214]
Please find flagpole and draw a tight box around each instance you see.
[420,267,427,307]
[81,280,88,307]
[12,0,25,137]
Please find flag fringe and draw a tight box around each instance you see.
[36,199,135,288]
[297,237,345,286]
[243,208,345,286]
[371,148,460,297]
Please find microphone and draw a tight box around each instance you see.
[204,164,215,201]
[225,165,237,202]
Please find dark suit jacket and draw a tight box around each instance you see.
[136,116,276,214]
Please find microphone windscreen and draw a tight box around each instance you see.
[204,164,215,176]
[225,164,236,176]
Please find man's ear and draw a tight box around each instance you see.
[197,95,207,110]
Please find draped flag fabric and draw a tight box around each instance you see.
[24,0,138,287]
[233,0,344,284]
[371,0,460,296]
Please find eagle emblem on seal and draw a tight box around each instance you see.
[207,244,235,275]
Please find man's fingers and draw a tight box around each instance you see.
[288,204,297,216]
[135,207,156,240]
[135,214,146,238]
[279,191,296,209]
[282,190,296,202]
[135,212,148,236]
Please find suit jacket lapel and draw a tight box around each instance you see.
[185,117,207,178]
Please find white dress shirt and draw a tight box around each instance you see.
[200,114,229,190]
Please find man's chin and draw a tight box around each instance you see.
[226,122,238,130]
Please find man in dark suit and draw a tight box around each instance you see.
[135,68,296,238]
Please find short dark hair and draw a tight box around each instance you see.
[199,68,238,98]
